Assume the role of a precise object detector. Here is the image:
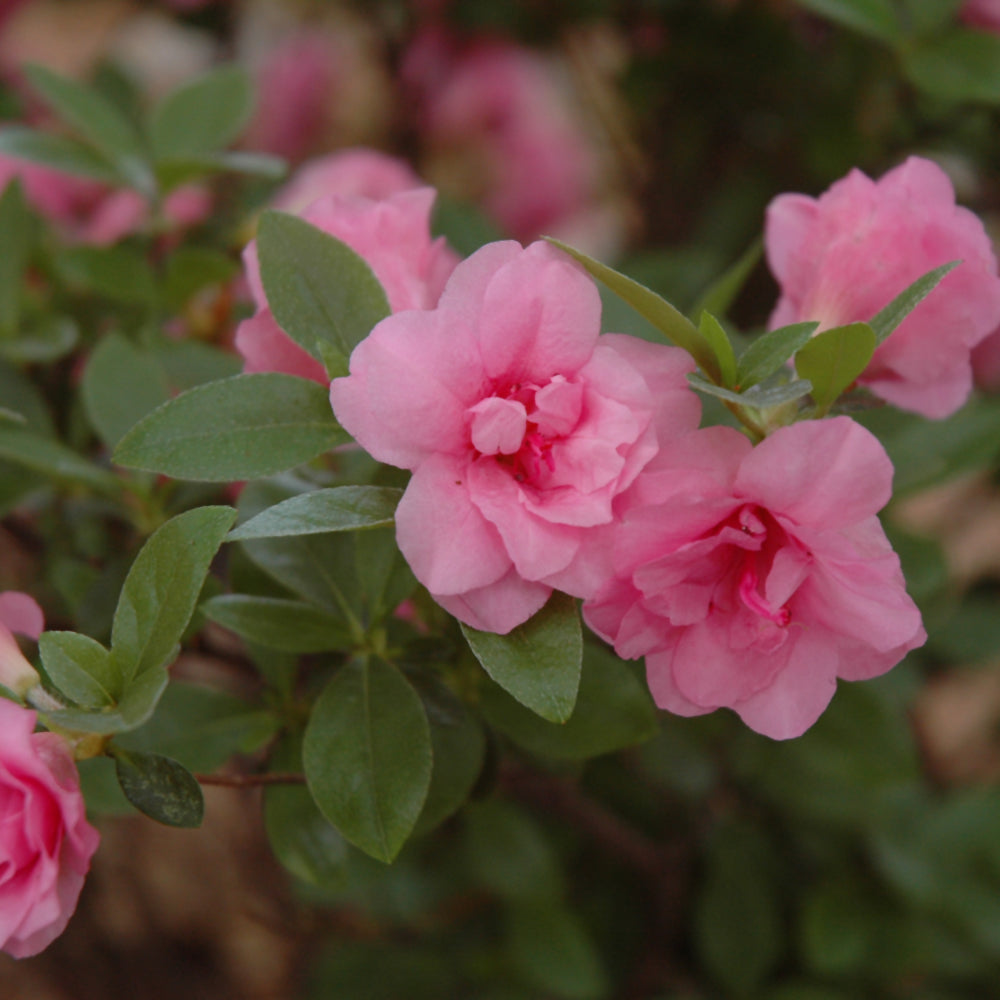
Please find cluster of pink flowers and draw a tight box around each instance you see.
[0,593,99,959]
[237,151,1000,740]
[0,154,210,246]
[401,29,612,250]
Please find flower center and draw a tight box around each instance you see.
[467,376,583,484]
[733,506,793,628]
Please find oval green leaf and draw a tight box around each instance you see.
[461,591,582,724]
[303,656,432,863]
[113,373,348,481]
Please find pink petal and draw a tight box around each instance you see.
[235,310,328,384]
[763,192,819,291]
[733,629,841,739]
[394,454,512,595]
[476,241,601,382]
[330,309,480,468]
[433,568,551,634]
[735,417,893,530]
[0,593,43,641]
[465,458,582,579]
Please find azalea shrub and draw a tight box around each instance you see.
[6,1,1000,998]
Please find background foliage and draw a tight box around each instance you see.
[4,0,1000,997]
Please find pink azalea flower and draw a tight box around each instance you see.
[402,31,604,247]
[274,148,423,215]
[330,240,702,634]
[242,32,343,162]
[583,417,926,739]
[765,156,1000,418]
[960,0,1000,31]
[0,590,42,696]
[0,155,210,245]
[236,186,459,383]
[0,698,100,957]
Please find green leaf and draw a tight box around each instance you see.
[794,321,876,414]
[151,337,242,391]
[81,333,171,449]
[44,666,169,735]
[688,372,814,409]
[257,210,391,377]
[695,822,783,995]
[546,237,719,379]
[110,506,236,693]
[303,656,432,863]
[698,312,738,387]
[506,899,608,1000]
[155,150,286,191]
[0,180,33,334]
[201,594,353,652]
[150,65,253,160]
[869,261,961,345]
[24,64,152,193]
[461,592,582,724]
[800,878,879,976]
[904,29,1000,102]
[55,245,157,305]
[480,643,658,760]
[234,478,409,635]
[38,631,115,709]
[162,247,239,309]
[0,317,78,364]
[352,526,418,628]
[791,0,900,41]
[464,799,564,901]
[736,322,818,389]
[0,426,121,493]
[266,779,349,890]
[265,735,348,890]
[113,373,348,482]
[899,0,964,35]
[110,746,204,827]
[116,682,278,773]
[413,679,485,835]
[228,486,403,540]
[690,239,762,321]
[0,126,121,183]
[859,395,1000,494]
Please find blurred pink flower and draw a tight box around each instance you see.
[0,155,210,244]
[765,156,1000,419]
[584,417,925,739]
[0,590,42,696]
[237,186,459,382]
[960,0,1000,31]
[243,31,342,162]
[274,148,423,215]
[0,698,100,957]
[330,240,701,634]
[403,32,603,246]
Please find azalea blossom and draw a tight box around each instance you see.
[331,240,701,634]
[236,186,459,383]
[273,148,423,215]
[765,156,1000,418]
[0,155,209,245]
[960,0,1000,31]
[401,30,618,253]
[583,418,926,739]
[0,590,43,696]
[0,698,100,957]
